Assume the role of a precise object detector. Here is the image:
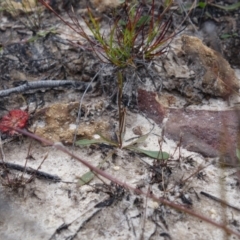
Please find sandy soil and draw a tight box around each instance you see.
[0,1,240,240]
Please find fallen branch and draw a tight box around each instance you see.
[0,161,61,182]
[0,80,92,97]
[201,191,240,212]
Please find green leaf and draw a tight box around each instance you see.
[129,147,169,160]
[226,2,240,10]
[124,134,149,148]
[164,0,173,8]
[236,149,240,160]
[119,19,126,27]
[220,33,238,39]
[75,138,103,146]
[77,171,95,186]
[198,2,207,9]
[211,2,240,11]
[97,133,119,146]
[136,16,150,28]
[220,33,232,39]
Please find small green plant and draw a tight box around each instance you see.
[39,0,175,68]
[76,71,169,185]
[220,32,239,40]
[84,0,174,67]
[37,0,175,184]
[77,72,168,157]
[76,120,169,160]
[76,132,169,185]
[26,27,58,42]
[37,0,181,131]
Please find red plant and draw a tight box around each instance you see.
[0,109,29,135]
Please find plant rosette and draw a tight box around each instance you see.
[0,109,29,135]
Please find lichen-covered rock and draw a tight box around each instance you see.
[161,35,240,104]
[181,35,239,99]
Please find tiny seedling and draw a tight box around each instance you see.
[220,33,239,40]
[76,131,169,185]
[75,71,169,185]
[25,27,58,43]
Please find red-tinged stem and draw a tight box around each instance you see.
[148,0,155,38]
[155,18,172,45]
[9,127,240,238]
[38,0,87,41]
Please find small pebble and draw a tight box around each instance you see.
[113,166,120,171]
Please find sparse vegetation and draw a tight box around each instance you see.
[39,0,175,65]
[38,0,178,103]
[12,127,240,238]
[0,0,240,239]
[2,0,45,33]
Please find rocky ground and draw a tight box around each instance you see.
[0,0,240,240]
